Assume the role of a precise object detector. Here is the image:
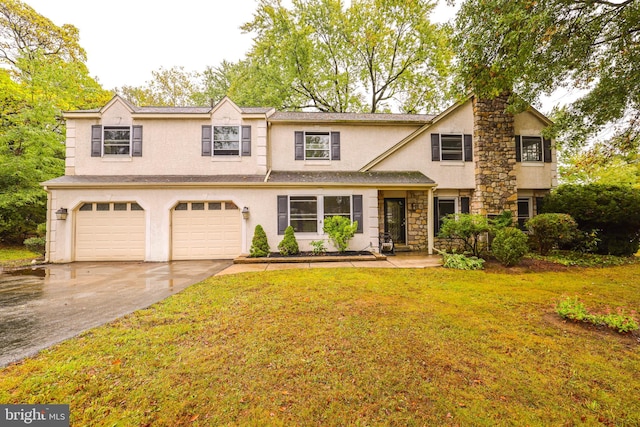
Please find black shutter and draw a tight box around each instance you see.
[202,125,212,156]
[543,137,552,163]
[461,197,470,214]
[535,197,545,215]
[515,135,522,162]
[433,197,440,234]
[132,125,143,157]
[431,134,440,161]
[91,125,102,157]
[241,125,251,156]
[331,132,340,160]
[352,195,363,233]
[463,134,473,162]
[277,196,288,235]
[294,131,304,160]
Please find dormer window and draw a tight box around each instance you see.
[305,132,330,159]
[91,125,142,157]
[213,126,240,156]
[103,127,131,155]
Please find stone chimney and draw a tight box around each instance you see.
[471,93,518,216]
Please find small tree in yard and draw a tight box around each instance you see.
[323,216,358,253]
[491,227,529,267]
[249,225,270,257]
[438,214,491,257]
[278,226,299,256]
[526,213,579,256]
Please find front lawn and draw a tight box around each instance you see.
[1,266,639,426]
[0,246,42,268]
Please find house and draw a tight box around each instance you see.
[41,95,556,263]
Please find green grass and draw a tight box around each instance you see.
[0,246,42,268]
[1,266,639,426]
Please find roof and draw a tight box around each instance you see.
[42,175,267,186]
[269,111,435,124]
[267,171,435,185]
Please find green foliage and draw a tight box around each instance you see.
[249,225,270,258]
[277,226,299,256]
[323,216,357,253]
[556,297,639,334]
[23,236,45,255]
[526,213,579,256]
[489,210,514,230]
[439,251,485,270]
[117,66,201,107]
[529,251,639,268]
[491,227,528,267]
[438,213,491,257]
[310,240,327,255]
[542,185,640,256]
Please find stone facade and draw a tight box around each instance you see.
[471,94,518,215]
[406,191,429,250]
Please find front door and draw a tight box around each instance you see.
[384,198,406,244]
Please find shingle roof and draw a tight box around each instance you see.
[267,171,435,185]
[269,111,435,123]
[42,175,266,186]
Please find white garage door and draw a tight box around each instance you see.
[172,201,241,260]
[75,202,146,261]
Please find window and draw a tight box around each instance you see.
[289,196,318,233]
[305,132,330,159]
[213,126,240,156]
[517,198,532,229]
[521,136,542,162]
[440,135,463,161]
[103,127,131,155]
[433,196,470,234]
[436,198,457,231]
[324,196,351,220]
[279,195,363,234]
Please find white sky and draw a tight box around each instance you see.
[24,0,458,91]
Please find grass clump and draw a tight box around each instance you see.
[556,297,639,333]
[439,251,485,270]
[529,250,640,267]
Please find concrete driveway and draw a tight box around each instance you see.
[0,260,230,367]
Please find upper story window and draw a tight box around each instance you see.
[213,126,240,156]
[91,125,142,157]
[103,127,131,155]
[295,131,340,161]
[521,136,542,162]
[202,125,251,157]
[430,133,472,162]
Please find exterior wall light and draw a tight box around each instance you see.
[55,208,68,221]
[242,206,250,220]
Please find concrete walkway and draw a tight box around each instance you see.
[216,253,442,275]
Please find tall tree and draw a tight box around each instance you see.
[116,66,201,107]
[241,0,452,112]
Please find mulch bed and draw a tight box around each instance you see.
[484,257,570,273]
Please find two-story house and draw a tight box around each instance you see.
[42,94,556,263]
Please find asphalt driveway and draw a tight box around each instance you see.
[0,260,230,367]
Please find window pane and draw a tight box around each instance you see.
[208,202,222,210]
[191,202,205,210]
[305,133,330,159]
[175,203,188,211]
[103,127,130,155]
[438,199,456,227]
[79,203,93,211]
[290,196,317,233]
[517,198,530,229]
[441,135,463,161]
[213,126,240,156]
[131,203,143,211]
[324,196,351,219]
[225,202,238,210]
[96,203,110,211]
[522,136,542,162]
[113,203,127,211]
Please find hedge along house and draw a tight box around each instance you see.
[41,94,556,263]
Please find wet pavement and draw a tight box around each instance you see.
[0,261,230,367]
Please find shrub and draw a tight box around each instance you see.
[323,216,358,253]
[277,226,299,256]
[491,227,529,266]
[526,213,578,256]
[249,225,270,257]
[556,297,639,333]
[438,213,491,257]
[23,237,45,255]
[542,184,640,256]
[439,251,485,270]
[310,240,327,255]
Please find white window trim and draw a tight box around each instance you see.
[102,125,132,157]
[520,135,543,163]
[212,125,241,157]
[440,134,464,162]
[304,131,331,161]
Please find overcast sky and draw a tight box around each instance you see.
[24,0,457,90]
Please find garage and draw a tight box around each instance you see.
[75,202,146,261]
[171,201,242,260]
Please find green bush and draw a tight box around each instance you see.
[438,214,491,257]
[23,237,45,255]
[491,227,529,266]
[277,226,299,256]
[310,240,327,255]
[439,251,485,270]
[542,184,640,256]
[556,297,639,333]
[526,213,578,256]
[323,216,358,253]
[249,225,270,257]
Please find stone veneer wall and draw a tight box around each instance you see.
[472,94,518,215]
[406,191,429,250]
